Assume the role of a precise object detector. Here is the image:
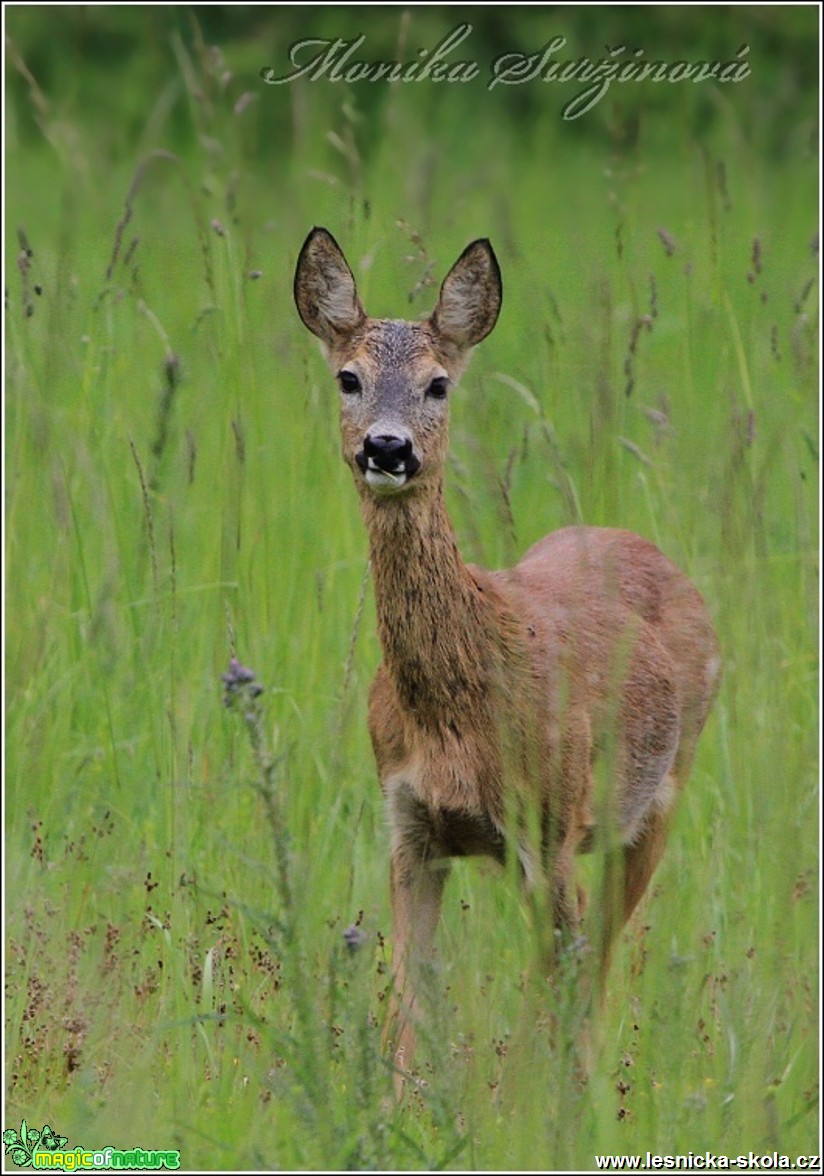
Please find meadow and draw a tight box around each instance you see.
[4,8,819,1171]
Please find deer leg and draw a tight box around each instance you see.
[622,802,670,921]
[527,816,590,985]
[598,790,672,984]
[550,833,586,954]
[543,711,593,967]
[386,847,449,1090]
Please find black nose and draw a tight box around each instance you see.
[363,434,413,473]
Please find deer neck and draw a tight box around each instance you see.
[361,484,501,726]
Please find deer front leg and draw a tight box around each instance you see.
[382,780,449,1090]
[386,849,449,1087]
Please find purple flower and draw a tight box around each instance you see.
[222,658,263,706]
[343,925,367,952]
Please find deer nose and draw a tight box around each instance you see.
[363,434,414,473]
[355,432,422,486]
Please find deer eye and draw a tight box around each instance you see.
[338,370,361,395]
[426,376,449,400]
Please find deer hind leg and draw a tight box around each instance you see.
[541,708,595,966]
[537,810,594,975]
[549,830,588,954]
[598,778,675,983]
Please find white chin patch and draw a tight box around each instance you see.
[365,467,408,493]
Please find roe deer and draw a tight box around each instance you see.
[294,227,721,1083]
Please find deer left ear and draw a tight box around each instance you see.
[294,227,366,347]
[431,239,502,349]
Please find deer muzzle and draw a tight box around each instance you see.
[356,433,421,492]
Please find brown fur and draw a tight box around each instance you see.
[294,227,721,1085]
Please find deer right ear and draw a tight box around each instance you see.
[294,227,366,346]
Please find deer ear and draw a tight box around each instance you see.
[294,227,366,346]
[431,239,502,349]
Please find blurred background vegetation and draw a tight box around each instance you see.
[6,5,820,153]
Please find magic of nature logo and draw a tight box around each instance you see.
[3,1120,180,1170]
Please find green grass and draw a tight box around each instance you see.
[5,10,819,1171]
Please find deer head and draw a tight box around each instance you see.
[294,227,502,498]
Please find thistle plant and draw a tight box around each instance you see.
[222,657,292,920]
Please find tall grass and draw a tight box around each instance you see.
[5,11,818,1170]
